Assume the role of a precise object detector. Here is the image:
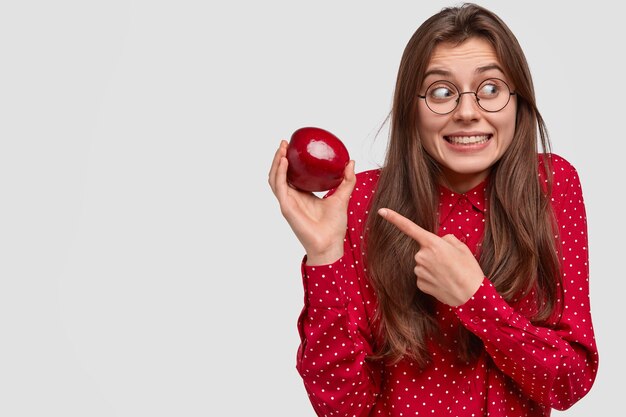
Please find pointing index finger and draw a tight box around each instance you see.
[378,208,438,246]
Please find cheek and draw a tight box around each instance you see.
[494,108,517,148]
[417,108,445,144]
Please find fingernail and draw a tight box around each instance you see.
[378,208,388,217]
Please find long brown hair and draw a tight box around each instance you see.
[365,3,562,366]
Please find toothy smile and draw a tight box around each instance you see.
[444,134,492,145]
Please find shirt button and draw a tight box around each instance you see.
[460,236,467,243]
[471,316,481,324]
[459,197,469,206]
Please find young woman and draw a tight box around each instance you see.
[268,4,598,416]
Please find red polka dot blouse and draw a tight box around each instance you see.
[296,154,598,416]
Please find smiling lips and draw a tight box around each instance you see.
[444,134,492,145]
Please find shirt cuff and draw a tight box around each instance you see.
[301,255,349,308]
[453,277,515,334]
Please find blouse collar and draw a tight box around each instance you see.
[437,178,488,222]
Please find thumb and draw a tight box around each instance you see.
[442,234,471,253]
[331,160,356,202]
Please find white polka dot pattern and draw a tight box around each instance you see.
[295,154,598,416]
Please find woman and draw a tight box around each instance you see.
[268,3,598,416]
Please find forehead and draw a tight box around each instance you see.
[426,37,503,76]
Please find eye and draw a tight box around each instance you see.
[428,82,457,101]
[477,80,501,98]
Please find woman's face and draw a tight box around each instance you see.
[417,37,517,193]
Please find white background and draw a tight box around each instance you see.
[0,1,622,415]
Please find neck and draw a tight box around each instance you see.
[439,169,490,194]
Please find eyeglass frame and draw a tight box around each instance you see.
[417,78,516,115]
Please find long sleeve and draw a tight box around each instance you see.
[453,157,599,409]
[295,171,381,417]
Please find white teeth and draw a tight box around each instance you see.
[446,135,490,145]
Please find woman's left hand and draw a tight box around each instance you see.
[378,208,485,306]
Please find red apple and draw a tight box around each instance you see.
[286,127,350,192]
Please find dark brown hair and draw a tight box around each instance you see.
[365,3,562,366]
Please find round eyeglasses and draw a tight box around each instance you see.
[418,78,515,115]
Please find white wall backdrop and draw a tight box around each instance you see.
[0,1,621,415]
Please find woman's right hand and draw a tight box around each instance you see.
[268,140,356,265]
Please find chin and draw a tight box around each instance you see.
[444,152,497,167]
[437,154,498,184]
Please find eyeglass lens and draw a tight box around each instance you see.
[424,78,512,114]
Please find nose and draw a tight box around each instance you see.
[453,92,480,121]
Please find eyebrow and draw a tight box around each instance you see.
[475,64,506,74]
[423,69,452,78]
[423,64,506,79]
